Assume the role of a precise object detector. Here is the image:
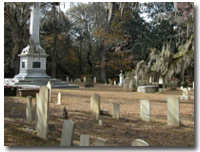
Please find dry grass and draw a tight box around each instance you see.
[4,84,195,147]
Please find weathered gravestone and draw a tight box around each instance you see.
[60,120,75,146]
[140,100,151,122]
[112,103,120,120]
[167,97,180,127]
[94,137,106,146]
[123,77,130,91]
[90,94,101,120]
[26,96,33,123]
[46,81,52,102]
[36,86,49,139]
[83,77,87,83]
[57,92,62,105]
[98,120,103,126]
[129,79,134,91]
[80,134,90,146]
[131,139,149,146]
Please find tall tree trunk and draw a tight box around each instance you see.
[79,41,82,75]
[100,41,106,83]
[87,42,93,76]
[51,5,57,78]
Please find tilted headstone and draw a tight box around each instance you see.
[140,100,151,122]
[90,94,101,120]
[167,97,180,127]
[57,92,62,105]
[36,86,49,139]
[112,103,120,120]
[94,137,106,146]
[26,96,33,122]
[46,81,52,102]
[131,139,149,146]
[60,120,75,146]
[80,134,90,146]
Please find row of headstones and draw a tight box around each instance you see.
[90,94,181,127]
[66,76,97,84]
[61,119,149,146]
[180,86,194,100]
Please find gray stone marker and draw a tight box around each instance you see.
[46,81,52,102]
[131,139,149,146]
[167,97,180,126]
[36,86,49,139]
[90,94,101,120]
[98,120,103,126]
[26,96,33,122]
[80,134,90,146]
[112,103,120,120]
[57,92,62,105]
[60,120,75,146]
[140,100,151,122]
[94,137,106,146]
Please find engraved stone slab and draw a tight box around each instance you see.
[112,103,120,120]
[80,134,90,146]
[90,94,101,120]
[60,120,75,146]
[131,139,149,146]
[94,137,106,146]
[140,100,151,121]
[57,92,62,105]
[36,86,49,139]
[167,97,180,126]
[26,96,33,122]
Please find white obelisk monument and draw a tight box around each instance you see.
[14,3,49,81]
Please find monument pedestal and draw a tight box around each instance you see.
[14,45,50,81]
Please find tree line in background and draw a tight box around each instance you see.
[4,2,194,86]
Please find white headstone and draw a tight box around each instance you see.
[36,86,49,139]
[60,120,75,146]
[26,96,33,123]
[46,81,52,102]
[94,137,106,146]
[80,134,90,146]
[57,92,62,105]
[98,120,103,126]
[131,139,149,146]
[119,71,124,87]
[149,76,152,84]
[140,100,151,122]
[159,77,163,84]
[114,80,116,86]
[167,97,180,126]
[93,77,96,83]
[112,103,120,120]
[90,94,101,120]
[83,77,87,83]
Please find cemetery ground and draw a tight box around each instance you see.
[4,84,194,147]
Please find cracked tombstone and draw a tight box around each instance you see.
[46,81,52,103]
[90,93,101,120]
[131,139,149,146]
[57,92,62,105]
[94,137,106,146]
[60,120,75,146]
[140,100,151,122]
[112,103,120,120]
[80,134,90,146]
[167,96,180,127]
[36,86,49,139]
[26,96,33,123]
